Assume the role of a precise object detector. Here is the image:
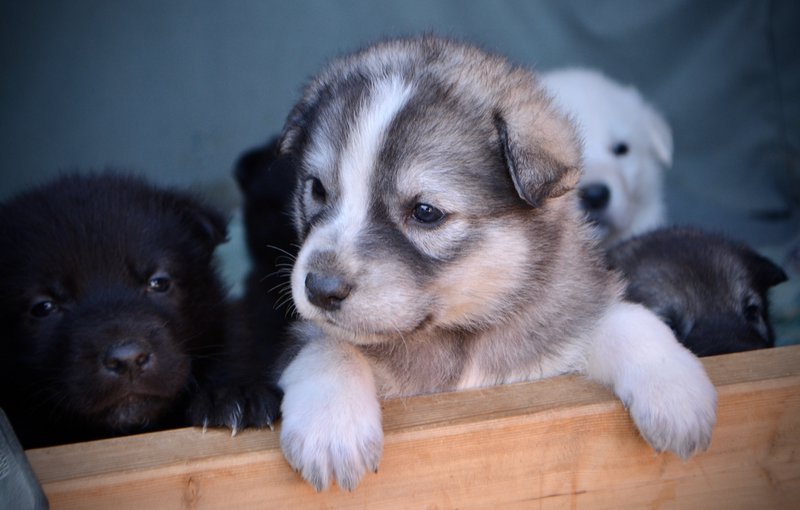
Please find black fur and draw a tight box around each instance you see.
[0,173,280,448]
[233,139,297,382]
[607,227,788,356]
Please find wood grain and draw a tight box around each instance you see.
[26,345,800,509]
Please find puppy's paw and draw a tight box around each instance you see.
[190,382,282,433]
[279,338,383,491]
[280,406,383,492]
[619,347,717,459]
[588,302,718,459]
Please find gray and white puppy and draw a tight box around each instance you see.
[607,227,788,357]
[276,36,716,491]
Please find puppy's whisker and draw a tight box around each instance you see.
[283,303,299,319]
[275,295,295,312]
[267,280,292,295]
[266,244,298,260]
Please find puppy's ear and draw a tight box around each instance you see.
[745,251,788,290]
[279,87,322,157]
[642,102,673,167]
[233,137,281,194]
[494,107,582,208]
[171,194,229,250]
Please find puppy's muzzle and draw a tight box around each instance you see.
[103,340,154,377]
[305,272,353,311]
[579,182,611,213]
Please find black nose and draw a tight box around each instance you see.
[305,272,352,311]
[579,183,611,211]
[103,341,153,376]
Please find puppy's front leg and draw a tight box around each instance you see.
[279,330,383,491]
[585,301,717,459]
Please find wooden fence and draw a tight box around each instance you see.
[26,344,800,509]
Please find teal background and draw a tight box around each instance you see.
[1,0,798,342]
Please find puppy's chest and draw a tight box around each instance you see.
[358,326,586,397]
[358,334,471,397]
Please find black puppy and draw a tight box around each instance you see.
[607,227,788,356]
[0,173,279,448]
[233,138,298,370]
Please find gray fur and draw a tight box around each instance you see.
[607,227,788,356]
[276,36,717,492]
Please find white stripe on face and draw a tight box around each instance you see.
[335,77,414,240]
[292,76,415,319]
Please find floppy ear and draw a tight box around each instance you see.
[642,102,673,167]
[494,107,582,208]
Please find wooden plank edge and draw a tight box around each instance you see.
[25,344,800,509]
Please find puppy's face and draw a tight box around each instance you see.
[542,69,672,243]
[282,44,582,344]
[0,175,227,439]
[608,228,788,356]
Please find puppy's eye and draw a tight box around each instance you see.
[611,142,629,156]
[411,203,445,225]
[148,275,172,293]
[30,299,58,318]
[308,177,327,203]
[743,302,761,323]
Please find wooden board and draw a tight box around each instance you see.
[26,344,800,509]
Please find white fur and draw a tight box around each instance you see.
[338,77,414,238]
[279,336,383,491]
[291,77,415,325]
[541,68,672,245]
[584,302,717,458]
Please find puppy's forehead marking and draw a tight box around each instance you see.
[337,76,414,230]
[307,134,336,174]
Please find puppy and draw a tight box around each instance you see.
[541,68,672,246]
[234,137,298,341]
[0,173,280,448]
[276,36,716,491]
[231,139,298,407]
[607,227,788,356]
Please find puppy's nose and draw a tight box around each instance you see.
[103,341,153,376]
[305,272,352,311]
[579,183,611,211]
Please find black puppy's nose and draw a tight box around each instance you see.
[579,183,611,211]
[103,341,153,376]
[305,272,352,311]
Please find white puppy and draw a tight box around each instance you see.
[542,68,673,246]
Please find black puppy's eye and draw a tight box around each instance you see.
[411,203,445,225]
[148,275,172,293]
[743,302,761,323]
[611,142,629,156]
[30,300,58,318]
[309,177,327,203]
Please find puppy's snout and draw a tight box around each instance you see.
[305,272,352,311]
[102,340,153,376]
[579,183,611,211]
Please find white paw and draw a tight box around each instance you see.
[618,345,717,459]
[279,338,384,491]
[587,302,717,459]
[280,407,383,491]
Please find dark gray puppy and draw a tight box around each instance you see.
[607,227,788,356]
